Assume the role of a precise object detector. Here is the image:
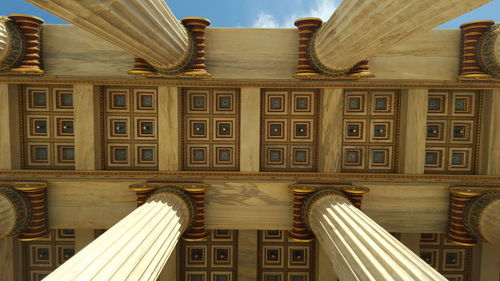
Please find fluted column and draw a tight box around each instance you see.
[311,0,493,75]
[43,188,193,281]
[0,185,31,239]
[464,191,500,245]
[305,189,446,281]
[0,17,9,64]
[26,0,189,69]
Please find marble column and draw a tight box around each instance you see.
[0,186,31,239]
[305,189,446,281]
[43,188,193,281]
[464,191,500,245]
[312,0,493,74]
[0,17,7,57]
[25,0,189,69]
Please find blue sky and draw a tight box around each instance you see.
[2,0,500,28]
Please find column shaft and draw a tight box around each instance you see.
[26,0,189,68]
[307,192,446,281]
[479,199,500,244]
[313,0,492,71]
[43,190,191,281]
[0,196,16,238]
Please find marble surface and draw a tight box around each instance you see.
[45,179,451,232]
[310,194,447,280]
[240,88,261,172]
[359,183,450,233]
[74,84,98,170]
[158,86,180,171]
[0,238,14,281]
[0,84,20,170]
[318,88,343,173]
[314,0,486,70]
[44,192,189,281]
[400,89,428,173]
[237,230,257,281]
[34,25,480,82]
[42,25,132,77]
[29,0,188,68]
[204,181,293,230]
[0,84,11,169]
[484,90,500,175]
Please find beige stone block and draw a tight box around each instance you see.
[0,84,20,170]
[237,230,257,281]
[240,88,260,172]
[400,88,428,174]
[75,229,95,252]
[74,84,99,170]
[318,88,343,173]
[158,86,180,171]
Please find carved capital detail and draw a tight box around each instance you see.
[458,20,498,81]
[293,18,374,80]
[6,14,44,74]
[128,17,211,79]
[287,183,370,242]
[447,186,500,246]
[0,182,49,241]
[129,182,209,241]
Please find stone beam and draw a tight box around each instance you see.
[25,0,189,69]
[311,0,493,76]
[13,179,453,232]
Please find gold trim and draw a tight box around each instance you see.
[182,237,207,242]
[460,20,495,27]
[446,239,476,246]
[288,237,314,242]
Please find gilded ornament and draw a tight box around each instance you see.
[0,17,25,72]
[477,23,500,79]
[0,184,32,237]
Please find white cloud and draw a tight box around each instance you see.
[252,0,337,28]
[252,12,279,28]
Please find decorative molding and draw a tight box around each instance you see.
[0,184,32,237]
[0,16,25,72]
[3,78,500,89]
[7,14,44,74]
[20,86,75,170]
[182,88,240,171]
[0,182,49,241]
[129,182,209,241]
[477,23,500,80]
[257,230,315,281]
[180,230,238,281]
[287,184,369,242]
[342,90,400,173]
[463,190,500,243]
[446,186,499,246]
[458,20,497,81]
[128,17,211,79]
[101,87,158,170]
[425,90,482,174]
[293,18,374,79]
[6,170,500,183]
[261,89,319,172]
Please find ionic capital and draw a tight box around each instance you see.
[130,182,210,241]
